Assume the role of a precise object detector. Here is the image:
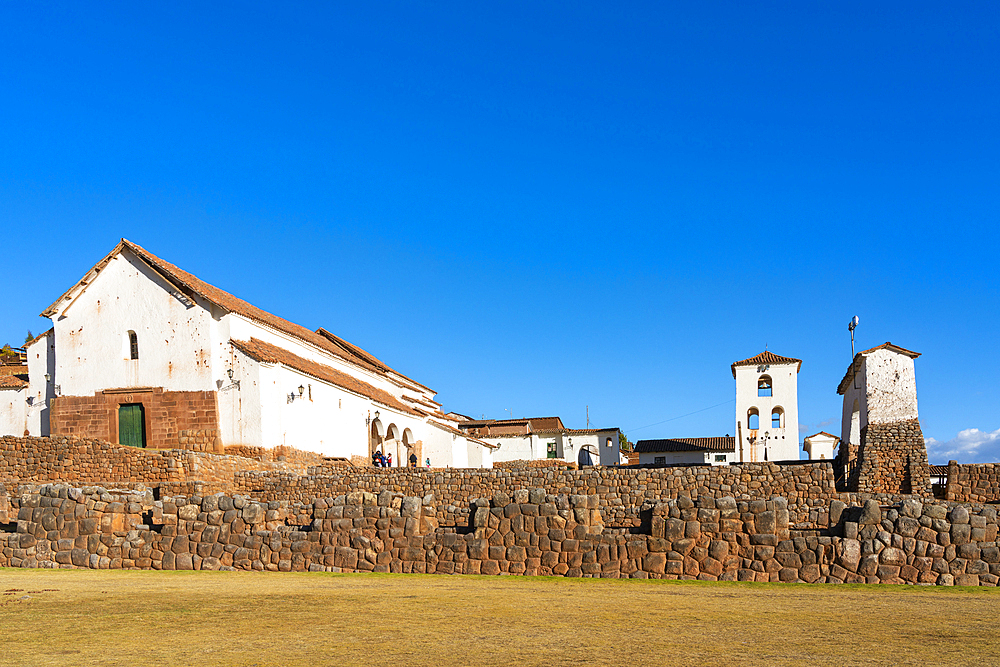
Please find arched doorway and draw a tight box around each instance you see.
[402,428,419,468]
[370,419,385,465]
[384,423,401,467]
[578,444,598,467]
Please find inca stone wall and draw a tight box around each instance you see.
[0,436,315,488]
[2,483,998,586]
[855,419,930,495]
[946,462,1000,504]
[232,461,840,527]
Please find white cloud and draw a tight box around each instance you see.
[925,427,1000,464]
[799,418,838,436]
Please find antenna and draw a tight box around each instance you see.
[848,316,860,389]
[586,405,590,429]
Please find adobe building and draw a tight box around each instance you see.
[3,240,493,467]
[836,342,930,494]
[456,416,621,466]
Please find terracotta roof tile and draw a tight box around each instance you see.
[634,437,735,453]
[0,375,28,389]
[230,338,420,417]
[24,328,54,348]
[42,240,427,394]
[565,428,619,435]
[731,351,802,378]
[804,431,840,441]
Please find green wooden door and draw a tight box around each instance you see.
[118,404,145,448]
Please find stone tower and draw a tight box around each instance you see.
[731,351,801,463]
[837,342,930,495]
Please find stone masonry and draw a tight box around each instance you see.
[2,483,998,586]
[854,419,931,495]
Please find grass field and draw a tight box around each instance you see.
[1,569,998,667]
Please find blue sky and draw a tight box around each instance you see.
[1,3,997,462]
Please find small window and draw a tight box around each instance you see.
[546,441,557,459]
[748,408,760,430]
[654,456,666,464]
[714,454,727,462]
[758,375,772,397]
[606,437,613,448]
[772,407,784,429]
[128,331,139,360]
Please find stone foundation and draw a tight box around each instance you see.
[855,419,930,495]
[2,483,997,586]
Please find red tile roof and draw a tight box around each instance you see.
[230,337,420,417]
[42,240,430,394]
[0,375,28,389]
[731,351,802,378]
[837,342,921,395]
[24,328,53,348]
[634,437,735,453]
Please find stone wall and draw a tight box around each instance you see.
[0,435,313,488]
[855,419,930,495]
[232,461,840,527]
[224,445,326,468]
[946,462,1000,504]
[2,483,998,586]
[50,388,220,450]
[492,459,578,470]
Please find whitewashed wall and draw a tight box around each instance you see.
[0,388,25,436]
[863,348,919,424]
[734,361,799,462]
[803,433,837,460]
[49,250,216,396]
[637,450,734,466]
[25,331,55,436]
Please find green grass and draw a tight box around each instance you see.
[1,569,997,666]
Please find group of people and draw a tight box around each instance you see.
[371,450,393,467]
[371,450,433,468]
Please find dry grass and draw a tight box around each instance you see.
[1,569,998,667]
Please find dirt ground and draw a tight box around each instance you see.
[1,569,997,666]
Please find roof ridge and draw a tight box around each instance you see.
[42,240,426,395]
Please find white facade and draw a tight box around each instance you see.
[16,240,492,467]
[25,330,55,436]
[636,449,734,466]
[0,383,26,436]
[733,352,800,462]
[838,343,920,448]
[803,432,838,460]
[468,421,622,466]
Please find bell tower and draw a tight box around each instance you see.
[731,351,801,462]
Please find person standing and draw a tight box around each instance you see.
[386,453,393,468]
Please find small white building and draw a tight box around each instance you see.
[0,375,28,436]
[1,240,493,468]
[732,351,801,462]
[456,417,622,466]
[633,437,736,466]
[802,431,838,461]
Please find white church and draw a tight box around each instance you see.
[1,240,495,468]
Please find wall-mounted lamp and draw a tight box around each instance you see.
[366,410,381,427]
[44,373,51,383]
[227,368,234,381]
[287,385,307,403]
